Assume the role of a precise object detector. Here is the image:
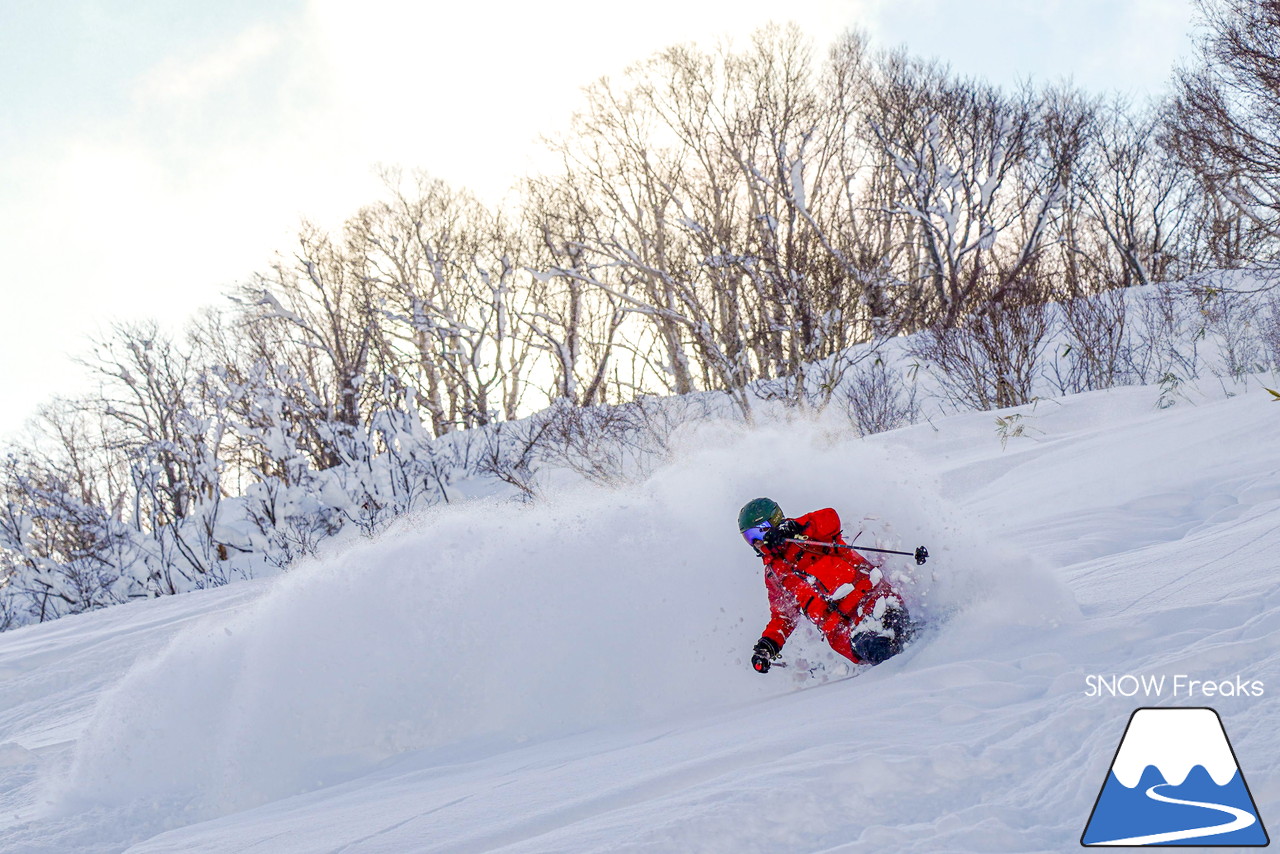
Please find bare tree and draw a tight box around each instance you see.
[1166,0,1280,255]
[522,175,627,406]
[354,171,534,433]
[79,323,229,589]
[866,55,1063,326]
[243,224,381,468]
[1038,85,1099,298]
[542,26,898,414]
[1079,101,1194,288]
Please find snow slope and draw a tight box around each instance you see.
[1,379,1277,853]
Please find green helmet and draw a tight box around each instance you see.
[738,497,784,533]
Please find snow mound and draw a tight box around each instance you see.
[51,416,1073,822]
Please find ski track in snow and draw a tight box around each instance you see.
[0,380,1276,852]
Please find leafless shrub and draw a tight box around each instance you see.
[911,284,1051,410]
[1126,283,1204,384]
[533,395,713,486]
[473,419,552,501]
[839,358,919,436]
[1263,293,1280,368]
[0,573,18,632]
[536,403,639,487]
[241,477,344,568]
[1193,284,1268,380]
[0,451,135,622]
[1050,289,1132,394]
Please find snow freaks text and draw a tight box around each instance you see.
[1085,674,1265,699]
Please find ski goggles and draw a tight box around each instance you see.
[742,522,771,547]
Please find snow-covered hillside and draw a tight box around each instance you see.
[1,378,1277,853]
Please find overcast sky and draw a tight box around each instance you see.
[0,0,1195,441]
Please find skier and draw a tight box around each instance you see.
[738,497,911,674]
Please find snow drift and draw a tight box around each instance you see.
[51,415,1073,822]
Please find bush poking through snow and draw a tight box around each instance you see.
[840,358,920,436]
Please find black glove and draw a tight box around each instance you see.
[751,637,781,673]
[761,518,803,549]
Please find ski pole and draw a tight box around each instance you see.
[785,538,929,565]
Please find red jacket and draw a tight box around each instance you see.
[759,508,894,663]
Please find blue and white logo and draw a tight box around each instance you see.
[1082,707,1269,846]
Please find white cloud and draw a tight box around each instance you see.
[133,24,284,105]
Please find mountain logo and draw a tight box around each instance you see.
[1081,707,1269,847]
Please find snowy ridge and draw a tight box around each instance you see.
[1111,708,1239,787]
